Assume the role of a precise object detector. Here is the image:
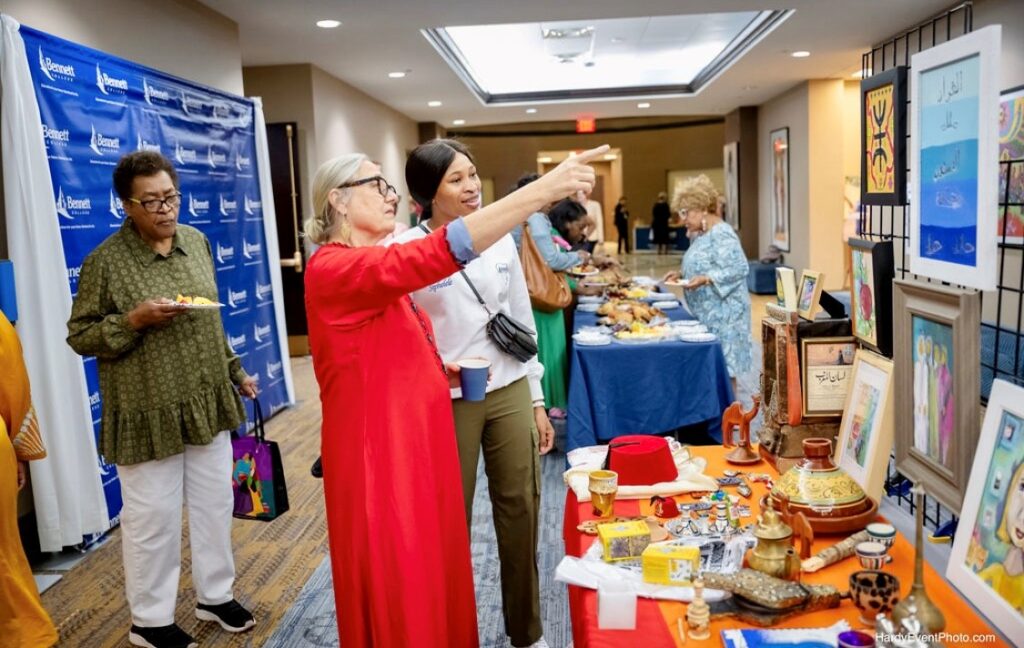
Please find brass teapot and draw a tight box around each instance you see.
[748,496,813,580]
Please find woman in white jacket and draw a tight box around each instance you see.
[398,139,553,648]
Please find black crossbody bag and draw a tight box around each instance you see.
[418,224,538,363]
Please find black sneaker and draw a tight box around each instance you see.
[128,624,198,648]
[195,599,256,633]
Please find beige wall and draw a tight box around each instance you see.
[0,0,243,94]
[459,121,725,234]
[243,64,420,226]
[759,83,810,275]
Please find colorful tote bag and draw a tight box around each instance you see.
[231,399,289,521]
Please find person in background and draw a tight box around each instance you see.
[652,191,671,255]
[0,313,58,648]
[67,152,257,648]
[663,175,752,392]
[579,187,604,254]
[614,196,630,254]
[400,142,576,648]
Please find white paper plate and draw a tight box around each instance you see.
[577,303,601,312]
[680,332,717,343]
[664,279,692,288]
[569,268,600,277]
[573,334,612,346]
[178,302,225,310]
[652,301,680,309]
[578,295,604,304]
[631,276,657,286]
[613,335,669,344]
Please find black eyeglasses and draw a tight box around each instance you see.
[128,193,182,213]
[338,175,399,200]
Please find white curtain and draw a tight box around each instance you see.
[252,97,296,406]
[1,15,109,550]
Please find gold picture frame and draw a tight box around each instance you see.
[893,279,981,513]
[797,270,824,320]
[834,349,895,502]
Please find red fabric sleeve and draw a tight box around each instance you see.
[305,226,461,326]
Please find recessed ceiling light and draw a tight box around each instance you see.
[452,119,466,126]
[316,19,341,29]
[637,102,651,109]
[603,154,618,161]
[388,71,407,79]
[525,108,537,114]
[791,50,810,58]
[427,100,442,107]
[537,156,553,163]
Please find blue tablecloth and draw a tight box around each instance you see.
[567,302,735,452]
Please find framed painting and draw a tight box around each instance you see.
[723,141,740,229]
[769,127,790,252]
[947,379,1024,640]
[893,279,981,513]
[834,349,895,502]
[801,337,856,417]
[848,239,895,356]
[861,66,908,205]
[796,270,823,321]
[998,85,1024,243]
[908,25,1001,291]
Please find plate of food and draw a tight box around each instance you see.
[174,294,224,309]
[613,323,671,343]
[578,295,604,304]
[569,264,600,277]
[577,302,601,312]
[663,278,692,288]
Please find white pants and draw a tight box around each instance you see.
[117,431,235,627]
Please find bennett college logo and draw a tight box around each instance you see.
[42,124,70,147]
[244,195,261,215]
[175,140,198,165]
[235,150,251,172]
[136,134,161,153]
[254,323,272,343]
[109,190,124,219]
[227,288,248,309]
[143,78,171,105]
[38,47,75,81]
[266,360,282,379]
[95,64,128,94]
[256,282,272,302]
[55,186,91,219]
[89,124,121,156]
[219,195,237,216]
[187,193,210,217]
[227,333,246,353]
[216,241,234,263]
[242,239,262,260]
[208,145,227,169]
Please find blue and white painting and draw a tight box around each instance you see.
[918,55,981,267]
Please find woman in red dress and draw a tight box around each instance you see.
[304,147,605,647]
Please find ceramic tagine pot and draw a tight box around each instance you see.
[766,438,878,534]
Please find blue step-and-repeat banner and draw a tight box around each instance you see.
[21,26,289,526]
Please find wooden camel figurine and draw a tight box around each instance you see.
[722,394,762,465]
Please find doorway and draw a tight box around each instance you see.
[538,148,622,246]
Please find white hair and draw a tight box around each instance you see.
[305,153,368,245]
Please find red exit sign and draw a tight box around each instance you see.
[576,117,596,133]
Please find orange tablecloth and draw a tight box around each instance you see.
[562,446,1009,647]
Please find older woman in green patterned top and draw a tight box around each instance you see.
[67,151,257,648]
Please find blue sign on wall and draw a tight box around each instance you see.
[21,26,289,526]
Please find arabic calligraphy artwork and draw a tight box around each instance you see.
[947,379,1024,641]
[894,279,981,513]
[769,127,790,252]
[835,349,894,501]
[861,67,907,205]
[848,239,894,356]
[998,87,1024,244]
[801,337,856,417]
[909,26,1001,290]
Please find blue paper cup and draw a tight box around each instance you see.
[457,358,491,402]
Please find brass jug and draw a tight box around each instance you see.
[749,497,806,580]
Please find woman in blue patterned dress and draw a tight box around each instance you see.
[664,175,752,391]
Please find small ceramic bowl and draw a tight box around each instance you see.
[856,541,893,570]
[866,522,896,548]
[838,629,876,648]
[849,569,901,625]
